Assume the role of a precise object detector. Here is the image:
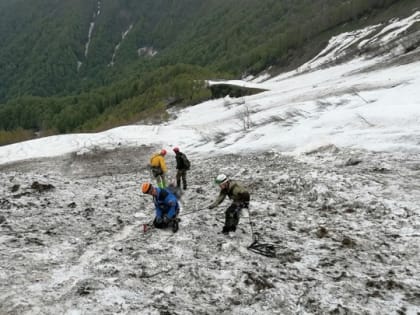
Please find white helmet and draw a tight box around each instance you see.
[215,174,228,185]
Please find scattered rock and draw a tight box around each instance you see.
[341,236,356,248]
[195,187,205,194]
[24,237,44,246]
[12,191,31,198]
[344,158,362,166]
[116,216,123,225]
[332,271,347,281]
[83,207,95,219]
[305,144,340,155]
[287,221,295,231]
[31,181,55,193]
[11,184,20,192]
[316,226,328,238]
[68,202,77,208]
[0,198,11,209]
[371,166,390,173]
[243,271,275,291]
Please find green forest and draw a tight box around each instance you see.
[0,0,418,145]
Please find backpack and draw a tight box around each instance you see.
[166,183,183,200]
[182,154,190,170]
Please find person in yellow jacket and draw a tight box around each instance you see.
[150,149,168,188]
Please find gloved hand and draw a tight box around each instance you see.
[208,204,215,209]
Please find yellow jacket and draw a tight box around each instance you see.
[150,153,167,173]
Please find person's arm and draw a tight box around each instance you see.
[166,200,178,219]
[208,191,226,209]
[155,201,163,218]
[175,155,180,170]
[152,194,162,218]
[160,156,167,173]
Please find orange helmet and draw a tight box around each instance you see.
[160,149,167,156]
[141,182,153,194]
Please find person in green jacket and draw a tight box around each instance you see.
[208,174,250,234]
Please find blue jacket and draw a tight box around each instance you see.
[153,188,179,219]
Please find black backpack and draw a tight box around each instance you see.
[177,152,191,171]
[182,153,190,170]
[166,183,183,200]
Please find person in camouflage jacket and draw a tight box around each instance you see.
[208,174,250,234]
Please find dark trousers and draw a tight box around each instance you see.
[176,169,187,188]
[224,202,248,231]
[153,206,179,229]
[153,216,179,232]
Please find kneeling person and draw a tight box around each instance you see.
[141,182,180,232]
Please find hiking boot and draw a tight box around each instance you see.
[222,226,230,234]
[172,219,179,233]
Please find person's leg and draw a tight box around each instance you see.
[153,217,167,229]
[156,175,162,188]
[181,170,187,189]
[171,217,179,232]
[161,174,166,188]
[223,204,240,233]
[231,206,240,231]
[157,174,166,188]
[176,170,181,187]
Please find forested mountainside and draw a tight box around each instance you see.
[0,0,419,144]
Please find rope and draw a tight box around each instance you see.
[245,208,277,258]
[181,207,211,216]
[247,233,277,258]
[142,203,277,258]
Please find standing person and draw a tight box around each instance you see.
[173,147,190,190]
[149,149,167,188]
[141,182,180,232]
[208,174,250,234]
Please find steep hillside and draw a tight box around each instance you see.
[0,0,419,144]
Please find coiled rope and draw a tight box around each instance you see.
[245,208,277,258]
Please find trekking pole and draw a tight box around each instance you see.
[246,206,256,242]
[149,167,154,182]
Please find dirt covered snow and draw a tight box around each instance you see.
[0,146,419,314]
